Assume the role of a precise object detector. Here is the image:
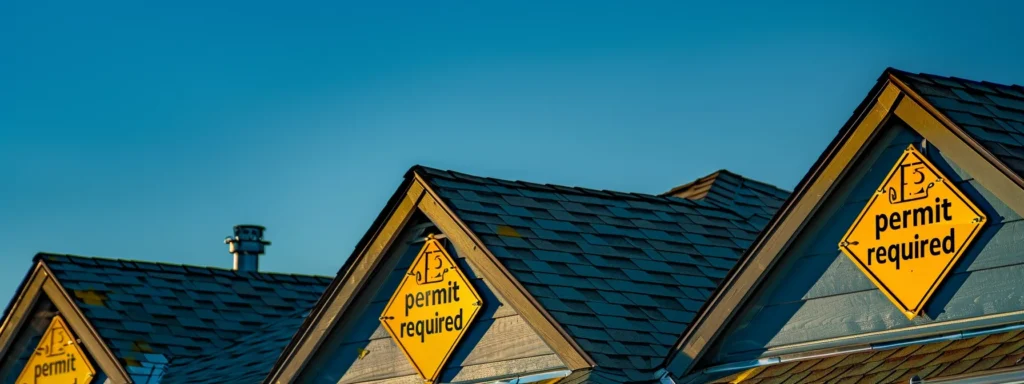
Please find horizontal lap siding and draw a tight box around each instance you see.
[351,355,565,384]
[705,122,1024,365]
[337,315,558,383]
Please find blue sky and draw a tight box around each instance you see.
[1,1,1022,304]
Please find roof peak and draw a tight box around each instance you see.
[887,67,1024,91]
[662,169,790,200]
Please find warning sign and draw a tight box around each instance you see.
[840,145,986,319]
[380,236,483,383]
[16,316,96,384]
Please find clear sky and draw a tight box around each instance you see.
[2,1,1022,304]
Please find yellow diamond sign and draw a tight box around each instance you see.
[16,315,96,384]
[381,236,483,383]
[840,145,986,319]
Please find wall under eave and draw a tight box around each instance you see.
[699,119,1024,367]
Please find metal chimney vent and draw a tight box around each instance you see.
[225,224,271,272]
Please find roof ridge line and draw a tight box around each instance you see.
[36,252,333,280]
[417,165,719,206]
[661,169,790,200]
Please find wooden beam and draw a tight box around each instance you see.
[272,181,424,383]
[414,175,594,370]
[39,264,131,383]
[666,82,902,376]
[889,74,1024,189]
[0,263,46,361]
[293,221,430,382]
[891,84,1024,218]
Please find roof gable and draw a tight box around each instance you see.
[666,69,1024,381]
[38,253,331,381]
[417,166,786,381]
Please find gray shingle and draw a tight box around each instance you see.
[586,302,631,317]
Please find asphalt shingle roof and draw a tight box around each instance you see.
[712,327,1024,384]
[415,166,790,381]
[39,253,332,381]
[892,69,1024,177]
[161,309,312,384]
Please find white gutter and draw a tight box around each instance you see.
[655,368,677,384]
[494,369,572,384]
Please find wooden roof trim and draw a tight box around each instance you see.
[267,179,425,383]
[0,263,46,360]
[0,262,132,383]
[412,172,595,370]
[889,71,1024,191]
[888,72,1024,211]
[663,81,903,377]
[39,262,132,383]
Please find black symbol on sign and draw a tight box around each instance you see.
[889,158,935,204]
[415,243,450,285]
[34,323,69,358]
